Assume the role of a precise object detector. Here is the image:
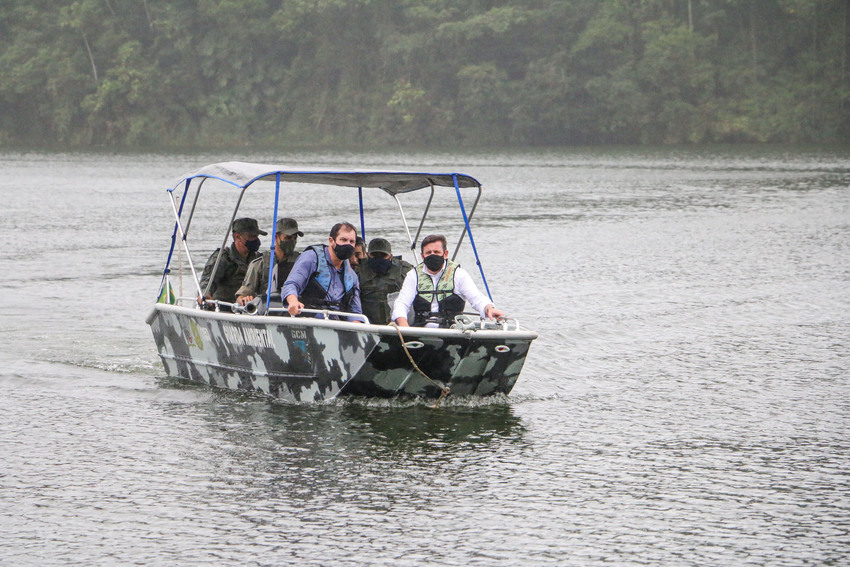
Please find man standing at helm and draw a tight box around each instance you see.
[392,234,504,328]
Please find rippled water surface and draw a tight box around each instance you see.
[1,147,848,565]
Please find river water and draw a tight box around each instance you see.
[1,147,848,565]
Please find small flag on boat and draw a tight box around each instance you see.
[158,281,176,304]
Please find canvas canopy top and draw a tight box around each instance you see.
[175,161,482,196]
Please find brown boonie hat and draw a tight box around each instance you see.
[368,237,392,255]
[232,217,267,235]
[276,217,304,237]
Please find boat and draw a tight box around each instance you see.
[146,162,537,402]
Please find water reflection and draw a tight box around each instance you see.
[181,389,526,458]
[334,401,525,449]
[154,389,529,538]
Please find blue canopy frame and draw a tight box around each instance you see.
[158,162,493,310]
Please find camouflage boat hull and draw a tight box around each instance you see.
[146,304,536,402]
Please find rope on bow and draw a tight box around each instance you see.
[390,322,451,408]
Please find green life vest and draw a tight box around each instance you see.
[412,259,465,326]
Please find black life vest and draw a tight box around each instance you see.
[270,253,298,294]
[255,249,300,297]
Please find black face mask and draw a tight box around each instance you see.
[423,254,445,272]
[367,256,393,274]
[334,242,355,261]
[245,238,261,253]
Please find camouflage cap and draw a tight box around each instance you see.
[232,217,267,235]
[276,217,304,237]
[368,237,392,255]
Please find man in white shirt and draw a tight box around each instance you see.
[392,234,504,327]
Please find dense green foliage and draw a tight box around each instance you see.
[1,0,847,148]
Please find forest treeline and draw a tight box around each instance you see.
[1,0,848,148]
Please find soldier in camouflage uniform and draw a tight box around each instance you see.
[235,217,303,305]
[199,217,266,303]
[356,237,413,324]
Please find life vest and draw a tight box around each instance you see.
[299,245,357,312]
[412,259,466,327]
[358,257,408,324]
[268,250,300,295]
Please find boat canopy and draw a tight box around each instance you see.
[176,161,482,196]
[163,161,493,309]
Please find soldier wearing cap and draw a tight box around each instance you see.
[199,217,266,303]
[356,237,413,324]
[236,218,303,305]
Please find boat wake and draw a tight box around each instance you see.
[326,392,515,409]
[47,355,160,375]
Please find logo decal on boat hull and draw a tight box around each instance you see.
[293,339,312,365]
[184,320,205,350]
